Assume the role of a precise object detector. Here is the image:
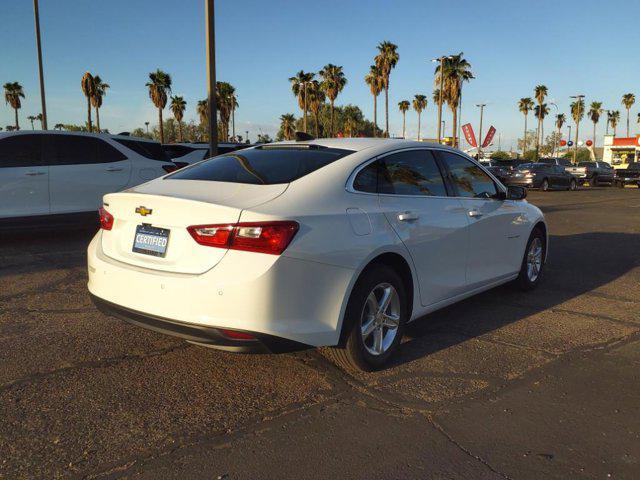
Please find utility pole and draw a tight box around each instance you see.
[476,103,486,159]
[246,130,249,143]
[33,0,47,129]
[432,55,451,144]
[570,94,585,164]
[205,0,218,156]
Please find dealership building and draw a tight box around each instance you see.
[602,134,640,166]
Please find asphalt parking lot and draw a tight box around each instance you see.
[1,187,639,479]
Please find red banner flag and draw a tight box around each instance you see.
[462,123,477,147]
[482,126,497,148]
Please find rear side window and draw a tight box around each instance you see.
[0,135,42,167]
[379,150,447,196]
[45,135,127,165]
[168,146,353,184]
[115,138,171,162]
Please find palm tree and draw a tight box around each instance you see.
[230,92,238,140]
[374,41,399,137]
[364,65,384,137]
[398,100,410,138]
[518,97,534,153]
[289,71,315,133]
[3,82,25,130]
[306,80,325,138]
[197,99,208,126]
[170,95,187,142]
[279,113,296,140]
[570,98,585,163]
[555,113,566,156]
[609,110,620,136]
[534,104,549,148]
[588,102,603,149]
[216,82,236,142]
[412,95,427,141]
[36,113,43,129]
[27,115,36,130]
[80,72,95,131]
[434,52,474,147]
[146,69,172,143]
[90,75,109,133]
[319,64,347,137]
[533,85,548,155]
[54,123,64,130]
[621,93,635,137]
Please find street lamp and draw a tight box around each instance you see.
[476,103,487,158]
[570,94,585,164]
[567,125,572,153]
[431,55,452,144]
[549,102,559,156]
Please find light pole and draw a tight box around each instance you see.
[246,130,249,143]
[570,94,585,164]
[432,55,452,144]
[144,121,149,134]
[549,102,558,156]
[441,120,445,139]
[567,125,572,154]
[33,0,47,129]
[476,103,486,159]
[205,0,218,156]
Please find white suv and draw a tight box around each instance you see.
[0,131,176,224]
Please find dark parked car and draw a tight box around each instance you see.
[505,163,577,191]
[485,165,511,184]
[539,157,573,168]
[614,162,640,187]
[565,161,615,186]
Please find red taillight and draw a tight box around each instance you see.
[218,328,256,340]
[162,164,178,173]
[98,207,114,230]
[187,221,299,255]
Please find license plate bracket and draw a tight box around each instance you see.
[132,224,170,257]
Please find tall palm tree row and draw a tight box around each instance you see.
[170,95,187,142]
[279,113,296,140]
[533,85,548,155]
[374,41,399,137]
[4,82,25,130]
[289,70,315,133]
[80,72,95,132]
[28,115,37,130]
[621,93,635,137]
[518,97,534,152]
[398,100,410,138]
[434,52,474,147]
[412,95,427,141]
[91,75,109,132]
[306,80,325,138]
[319,64,347,137]
[588,102,603,149]
[145,69,172,143]
[364,65,384,137]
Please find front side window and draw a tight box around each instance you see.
[439,151,498,199]
[0,135,41,168]
[378,150,448,196]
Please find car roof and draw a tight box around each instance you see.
[0,130,160,144]
[262,137,459,154]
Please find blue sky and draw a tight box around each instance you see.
[2,0,639,148]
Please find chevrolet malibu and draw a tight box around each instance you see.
[88,138,548,371]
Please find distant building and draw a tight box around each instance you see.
[602,134,640,166]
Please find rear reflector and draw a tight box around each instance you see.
[98,207,114,230]
[218,328,256,341]
[187,221,299,255]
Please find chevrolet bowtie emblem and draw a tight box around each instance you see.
[135,206,153,216]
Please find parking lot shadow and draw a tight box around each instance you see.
[391,231,640,370]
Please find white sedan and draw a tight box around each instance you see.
[87,138,547,371]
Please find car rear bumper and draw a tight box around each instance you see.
[90,293,308,353]
[615,177,640,185]
[87,231,354,348]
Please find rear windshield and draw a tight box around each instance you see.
[114,138,171,162]
[167,146,353,184]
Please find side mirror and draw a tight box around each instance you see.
[506,185,527,200]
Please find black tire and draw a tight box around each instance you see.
[616,180,624,188]
[541,178,549,191]
[569,179,576,191]
[516,227,546,291]
[323,264,407,372]
[590,175,598,187]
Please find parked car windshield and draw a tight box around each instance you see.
[167,146,354,184]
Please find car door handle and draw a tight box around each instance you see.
[468,210,483,218]
[397,211,419,222]
[24,171,46,176]
[106,167,123,172]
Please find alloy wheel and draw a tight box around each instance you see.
[360,283,400,356]
[526,237,543,282]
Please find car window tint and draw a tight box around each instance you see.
[114,138,171,161]
[0,134,42,167]
[439,151,498,199]
[163,145,195,158]
[353,161,379,193]
[378,150,447,196]
[168,146,353,184]
[47,135,127,165]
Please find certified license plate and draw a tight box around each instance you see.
[132,224,170,257]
